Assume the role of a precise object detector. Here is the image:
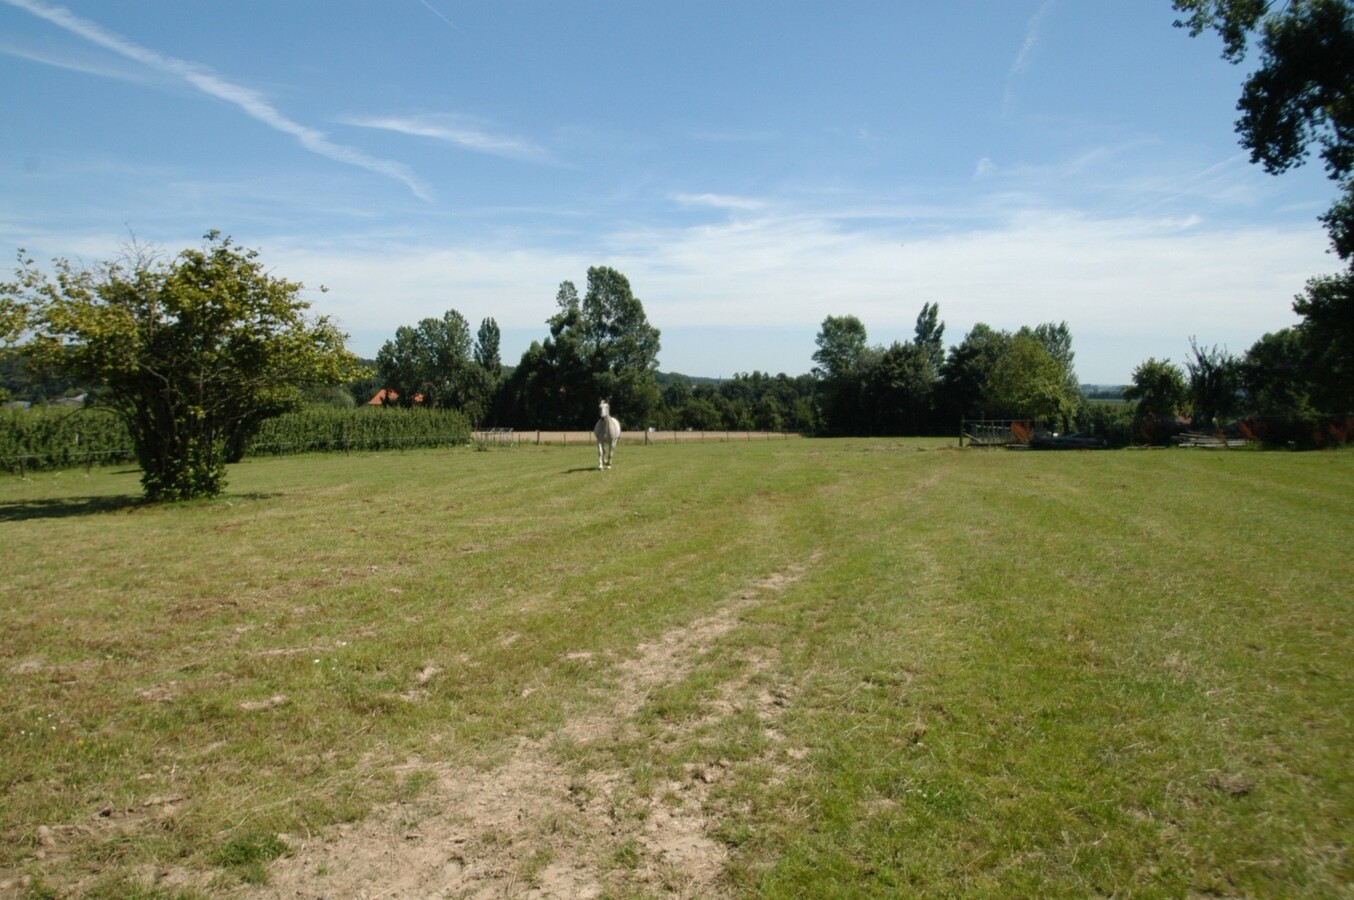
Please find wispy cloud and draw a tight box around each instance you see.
[672,193,766,212]
[2,0,431,200]
[415,0,461,34]
[0,37,148,83]
[341,114,552,164]
[1004,0,1056,113]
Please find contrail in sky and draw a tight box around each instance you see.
[416,0,461,33]
[3,0,432,201]
[1003,0,1056,114]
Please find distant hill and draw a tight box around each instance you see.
[656,371,722,387]
[1081,384,1126,401]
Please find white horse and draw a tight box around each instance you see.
[594,399,620,470]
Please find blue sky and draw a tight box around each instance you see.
[1,0,1340,384]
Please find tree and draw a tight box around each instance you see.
[1026,322,1083,430]
[983,331,1076,424]
[1175,0,1354,261]
[937,323,1011,420]
[580,267,662,375]
[374,309,473,409]
[474,317,501,373]
[1185,337,1243,424]
[914,302,945,373]
[509,270,663,428]
[0,293,25,347]
[3,232,363,501]
[812,314,876,433]
[1124,357,1190,441]
[1293,270,1354,412]
[375,326,425,407]
[866,340,936,435]
[1240,329,1315,417]
[812,315,870,382]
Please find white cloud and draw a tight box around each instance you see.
[341,114,551,164]
[3,0,430,200]
[242,202,1331,381]
[672,193,766,211]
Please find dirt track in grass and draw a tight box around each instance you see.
[225,562,811,899]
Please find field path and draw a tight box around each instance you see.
[239,561,812,899]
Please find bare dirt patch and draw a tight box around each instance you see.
[228,561,813,899]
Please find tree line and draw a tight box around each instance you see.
[366,266,820,434]
[2,2,1349,500]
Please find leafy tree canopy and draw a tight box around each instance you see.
[2,232,363,500]
[509,269,662,428]
[812,315,871,382]
[1124,357,1190,422]
[1176,0,1354,259]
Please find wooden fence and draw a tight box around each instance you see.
[473,429,800,446]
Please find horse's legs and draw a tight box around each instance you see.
[597,439,604,470]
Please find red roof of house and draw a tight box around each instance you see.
[367,388,425,405]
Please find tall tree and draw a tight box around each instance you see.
[1241,329,1315,418]
[913,302,945,373]
[3,233,362,500]
[812,315,875,434]
[474,317,502,373]
[1185,337,1243,424]
[1292,271,1354,411]
[812,315,870,382]
[508,272,662,428]
[867,340,937,435]
[937,323,1010,421]
[580,267,662,376]
[1027,321,1083,430]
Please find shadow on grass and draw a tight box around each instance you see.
[0,491,281,522]
[0,494,145,521]
[563,467,609,474]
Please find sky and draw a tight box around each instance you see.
[0,0,1341,385]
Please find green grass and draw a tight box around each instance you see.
[1,440,1350,896]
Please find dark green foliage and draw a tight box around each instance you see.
[1176,0,1354,263]
[504,270,663,429]
[1076,400,1136,446]
[810,311,1083,436]
[1292,269,1354,412]
[1124,357,1190,443]
[3,234,364,500]
[375,309,473,409]
[650,372,817,433]
[1186,338,1243,425]
[246,406,470,454]
[1,406,469,473]
[1241,328,1315,418]
[0,406,133,471]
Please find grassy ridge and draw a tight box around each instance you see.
[0,441,1350,896]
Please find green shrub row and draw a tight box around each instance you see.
[1,405,471,473]
[0,406,133,471]
[246,406,471,455]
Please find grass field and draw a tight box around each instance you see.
[1,439,1350,898]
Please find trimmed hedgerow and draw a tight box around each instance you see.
[1,405,471,473]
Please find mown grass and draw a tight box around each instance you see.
[0,441,1350,897]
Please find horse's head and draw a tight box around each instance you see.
[598,399,610,418]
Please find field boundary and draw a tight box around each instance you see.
[474,429,801,446]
